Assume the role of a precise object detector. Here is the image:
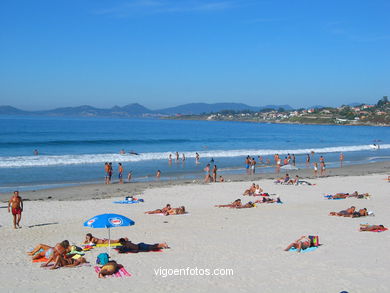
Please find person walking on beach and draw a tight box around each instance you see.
[340,153,344,168]
[8,191,23,229]
[118,163,123,184]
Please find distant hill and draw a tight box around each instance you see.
[0,102,293,117]
[157,103,293,115]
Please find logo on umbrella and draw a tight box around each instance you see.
[87,218,96,226]
[109,218,123,226]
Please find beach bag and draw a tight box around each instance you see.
[96,253,109,265]
[309,236,319,247]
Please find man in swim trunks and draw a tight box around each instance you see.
[8,191,23,229]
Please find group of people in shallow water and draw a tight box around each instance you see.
[28,233,169,277]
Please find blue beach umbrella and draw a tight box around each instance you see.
[83,213,135,255]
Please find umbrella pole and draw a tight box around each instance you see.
[108,227,111,257]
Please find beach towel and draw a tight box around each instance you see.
[288,246,318,253]
[32,257,49,263]
[95,243,122,248]
[113,200,141,204]
[94,266,132,277]
[363,227,388,232]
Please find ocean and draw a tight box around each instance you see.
[0,116,389,192]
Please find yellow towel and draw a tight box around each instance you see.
[95,243,122,247]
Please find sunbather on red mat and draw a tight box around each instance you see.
[359,224,387,231]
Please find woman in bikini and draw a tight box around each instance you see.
[144,204,171,214]
[165,206,186,215]
[215,199,242,208]
[84,233,127,245]
[284,236,311,252]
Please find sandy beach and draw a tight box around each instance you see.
[0,163,389,293]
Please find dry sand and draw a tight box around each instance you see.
[0,167,389,293]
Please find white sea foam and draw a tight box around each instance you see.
[1,144,389,168]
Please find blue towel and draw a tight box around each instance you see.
[289,246,318,253]
[113,200,140,204]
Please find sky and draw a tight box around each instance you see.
[0,0,389,110]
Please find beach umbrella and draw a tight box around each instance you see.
[83,213,135,255]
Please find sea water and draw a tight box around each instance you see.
[0,116,389,192]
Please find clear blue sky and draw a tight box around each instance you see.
[0,0,389,110]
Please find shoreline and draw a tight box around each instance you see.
[2,161,389,202]
[164,117,390,127]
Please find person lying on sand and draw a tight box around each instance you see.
[49,254,88,270]
[359,224,386,231]
[215,199,242,208]
[98,260,121,278]
[243,183,256,196]
[145,204,171,214]
[352,208,368,218]
[329,206,355,217]
[284,236,311,252]
[41,240,70,269]
[233,202,255,209]
[117,238,169,253]
[84,233,128,245]
[254,197,282,204]
[293,175,312,186]
[165,206,186,215]
[27,244,53,260]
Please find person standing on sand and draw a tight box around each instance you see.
[8,191,23,229]
[118,163,123,184]
[313,162,318,177]
[108,162,113,184]
[212,165,218,182]
[340,153,344,167]
[306,154,310,167]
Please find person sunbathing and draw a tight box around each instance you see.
[233,201,255,209]
[254,197,282,204]
[352,208,368,218]
[329,206,355,217]
[359,224,386,231]
[253,185,263,196]
[284,236,311,252]
[41,240,70,269]
[64,256,88,267]
[243,183,256,196]
[144,204,171,214]
[165,206,186,215]
[215,199,242,208]
[28,244,53,260]
[274,173,290,184]
[84,233,127,245]
[117,238,169,253]
[98,260,120,278]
